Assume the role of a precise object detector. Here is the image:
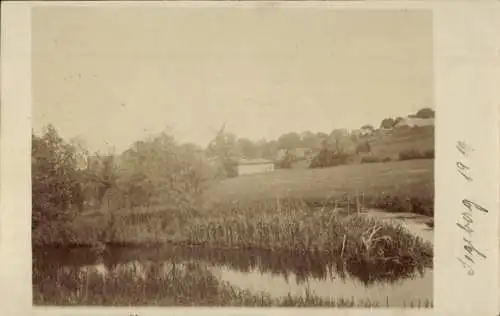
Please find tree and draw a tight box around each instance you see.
[117,132,205,208]
[415,108,435,118]
[236,138,259,159]
[380,118,395,129]
[261,140,279,160]
[361,124,374,131]
[32,125,80,244]
[277,132,301,150]
[329,129,347,154]
[394,117,404,126]
[356,140,372,155]
[300,131,317,149]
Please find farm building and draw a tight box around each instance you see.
[394,117,435,128]
[237,158,275,176]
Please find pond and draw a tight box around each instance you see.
[33,244,432,307]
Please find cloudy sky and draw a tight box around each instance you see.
[32,6,433,153]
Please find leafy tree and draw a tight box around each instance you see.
[415,108,435,118]
[236,138,259,159]
[32,125,80,244]
[261,140,279,160]
[361,124,374,131]
[356,140,372,155]
[116,132,205,208]
[329,129,347,154]
[315,132,329,149]
[277,132,301,150]
[380,118,395,129]
[300,131,317,149]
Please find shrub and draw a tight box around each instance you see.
[382,157,392,162]
[275,152,295,169]
[309,150,350,168]
[361,156,381,163]
[422,149,435,159]
[365,195,434,217]
[398,149,434,161]
[398,149,423,161]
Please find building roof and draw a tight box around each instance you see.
[238,158,274,165]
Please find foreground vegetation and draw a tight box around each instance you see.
[32,124,434,307]
[49,198,433,287]
[33,260,432,308]
[32,126,433,280]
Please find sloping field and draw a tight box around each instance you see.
[369,126,434,159]
[203,159,434,207]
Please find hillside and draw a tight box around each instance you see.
[368,126,434,159]
[203,159,434,208]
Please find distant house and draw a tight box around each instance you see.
[237,158,275,176]
[394,117,435,128]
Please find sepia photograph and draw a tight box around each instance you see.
[30,5,435,308]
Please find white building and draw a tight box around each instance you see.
[237,158,275,176]
[394,117,435,128]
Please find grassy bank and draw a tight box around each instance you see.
[41,198,432,282]
[33,260,432,308]
[202,159,434,216]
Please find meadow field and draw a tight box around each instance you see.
[203,158,434,216]
[369,126,434,159]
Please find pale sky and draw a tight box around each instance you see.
[32,7,433,153]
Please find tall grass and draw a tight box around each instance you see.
[182,200,432,276]
[63,199,432,280]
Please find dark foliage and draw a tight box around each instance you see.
[361,156,381,163]
[309,149,350,168]
[32,125,80,244]
[398,149,434,161]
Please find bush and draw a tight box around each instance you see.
[309,150,350,168]
[361,156,381,163]
[382,157,392,163]
[365,195,434,217]
[422,149,434,159]
[398,149,423,161]
[275,152,295,169]
[398,149,434,161]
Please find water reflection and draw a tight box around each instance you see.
[33,245,432,307]
[34,244,428,286]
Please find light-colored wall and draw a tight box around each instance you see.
[237,163,274,175]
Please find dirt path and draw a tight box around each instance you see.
[363,209,434,244]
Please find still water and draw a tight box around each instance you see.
[33,244,432,307]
